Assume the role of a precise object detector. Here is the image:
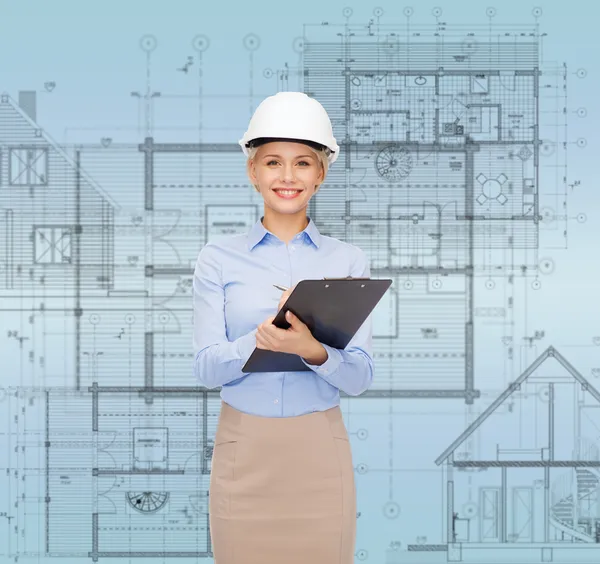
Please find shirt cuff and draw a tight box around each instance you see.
[236,329,258,363]
[302,343,342,375]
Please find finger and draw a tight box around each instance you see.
[278,293,290,310]
[285,310,306,330]
[258,330,280,351]
[258,324,282,346]
[262,323,285,341]
[256,336,266,349]
[255,332,270,350]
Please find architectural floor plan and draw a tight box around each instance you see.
[0,6,596,563]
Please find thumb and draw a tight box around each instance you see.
[285,310,301,327]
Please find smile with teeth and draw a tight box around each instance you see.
[273,188,303,198]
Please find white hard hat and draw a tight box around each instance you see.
[238,91,340,165]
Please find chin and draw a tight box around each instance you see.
[267,201,308,214]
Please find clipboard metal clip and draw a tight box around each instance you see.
[323,276,370,280]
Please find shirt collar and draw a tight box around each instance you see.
[247,216,321,250]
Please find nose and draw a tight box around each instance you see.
[279,163,296,183]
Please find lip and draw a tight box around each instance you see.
[272,188,303,199]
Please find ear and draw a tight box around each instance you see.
[314,162,325,193]
[247,159,258,190]
[317,167,325,186]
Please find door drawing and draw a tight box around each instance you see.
[480,487,500,542]
[511,487,533,542]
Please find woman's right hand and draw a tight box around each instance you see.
[277,285,295,312]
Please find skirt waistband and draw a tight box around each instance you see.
[214,400,349,445]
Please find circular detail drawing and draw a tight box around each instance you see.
[139,35,157,53]
[376,146,413,180]
[577,138,587,148]
[540,207,555,224]
[343,7,353,18]
[577,213,587,223]
[127,491,169,513]
[577,107,587,118]
[263,68,273,79]
[292,37,305,54]
[351,98,362,110]
[404,280,413,290]
[243,33,260,51]
[357,549,368,560]
[532,7,543,17]
[415,75,427,85]
[462,501,478,518]
[159,313,169,324]
[192,34,210,53]
[532,279,541,290]
[432,7,443,17]
[486,7,497,17]
[485,279,495,290]
[432,279,442,289]
[576,68,587,79]
[403,7,414,17]
[482,179,502,199]
[357,428,368,440]
[357,463,368,474]
[89,314,100,325]
[373,7,384,17]
[538,257,554,275]
[538,385,550,402]
[383,501,400,519]
[125,314,135,325]
[540,141,555,157]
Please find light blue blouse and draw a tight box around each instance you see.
[192,216,373,417]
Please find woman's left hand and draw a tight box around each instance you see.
[256,310,319,358]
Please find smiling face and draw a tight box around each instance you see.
[246,141,327,219]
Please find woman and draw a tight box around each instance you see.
[192,91,373,563]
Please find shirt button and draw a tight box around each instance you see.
[274,399,279,404]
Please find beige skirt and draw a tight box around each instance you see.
[209,400,356,564]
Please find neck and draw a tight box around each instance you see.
[262,210,309,244]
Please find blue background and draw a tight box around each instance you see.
[1,0,599,562]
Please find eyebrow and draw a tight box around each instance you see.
[262,154,315,159]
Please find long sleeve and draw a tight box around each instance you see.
[192,243,256,389]
[301,247,374,396]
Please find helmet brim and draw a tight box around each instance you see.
[245,137,332,157]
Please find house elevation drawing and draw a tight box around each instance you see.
[0,5,593,564]
[429,346,600,563]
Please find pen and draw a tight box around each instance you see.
[273,284,289,292]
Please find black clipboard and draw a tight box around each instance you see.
[242,277,392,373]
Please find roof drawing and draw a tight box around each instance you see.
[0,92,120,211]
[435,346,600,465]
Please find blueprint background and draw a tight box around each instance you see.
[1,0,599,562]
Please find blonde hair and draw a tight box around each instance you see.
[247,144,330,192]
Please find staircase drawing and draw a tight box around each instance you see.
[551,440,600,543]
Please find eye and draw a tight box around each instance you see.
[265,159,311,166]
